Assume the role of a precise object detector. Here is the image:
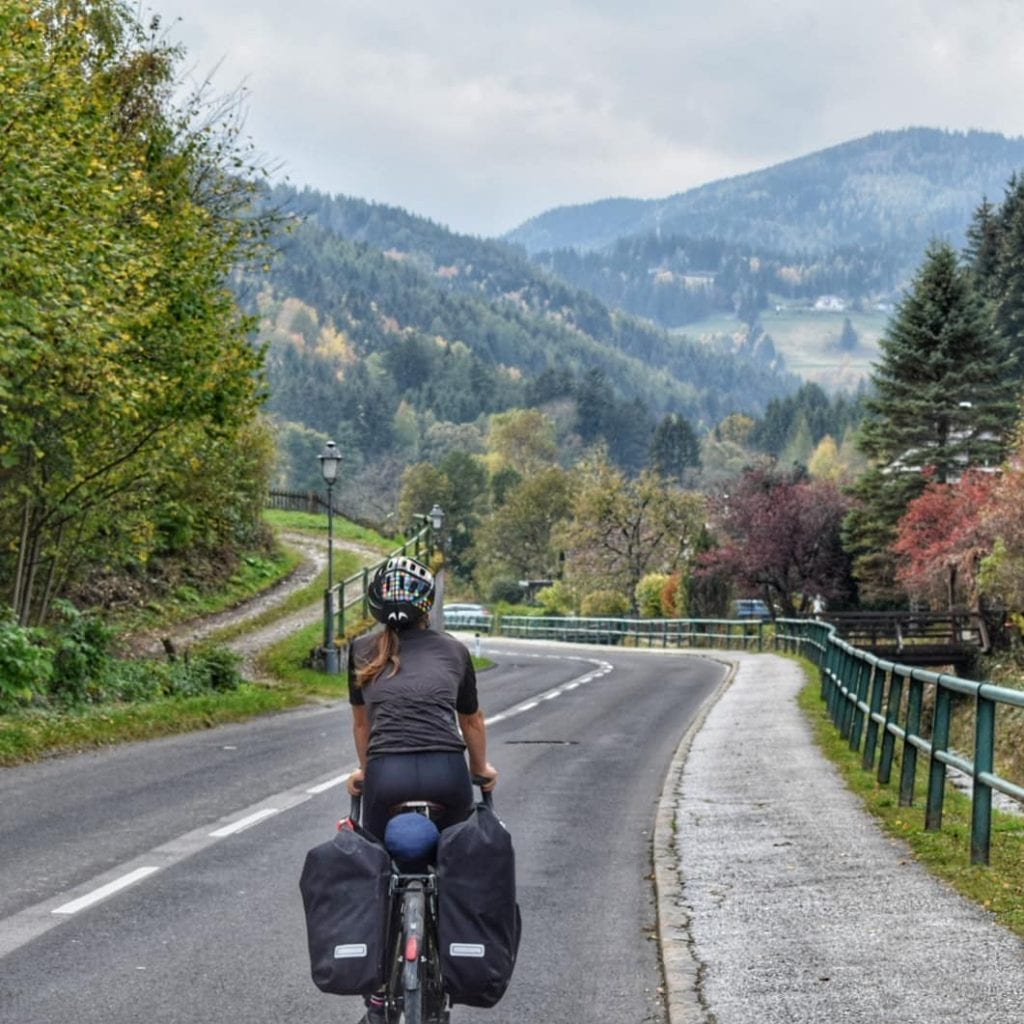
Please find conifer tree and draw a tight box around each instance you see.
[844,241,1016,604]
[648,413,701,482]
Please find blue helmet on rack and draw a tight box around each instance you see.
[366,555,435,629]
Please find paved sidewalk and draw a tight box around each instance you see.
[655,653,1024,1024]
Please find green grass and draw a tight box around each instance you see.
[0,686,305,765]
[0,513,399,764]
[796,659,1024,938]
[112,545,304,637]
[263,508,401,550]
[206,548,367,644]
[678,305,890,391]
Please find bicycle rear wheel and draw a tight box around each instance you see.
[400,884,425,1024]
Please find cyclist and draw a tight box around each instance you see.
[346,555,497,1023]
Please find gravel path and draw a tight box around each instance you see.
[134,531,382,681]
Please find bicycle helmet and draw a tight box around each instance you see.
[366,555,435,629]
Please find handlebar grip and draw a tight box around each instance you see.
[349,792,362,823]
[471,775,494,808]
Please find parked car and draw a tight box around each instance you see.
[442,603,493,631]
[733,599,772,621]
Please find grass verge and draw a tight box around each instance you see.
[795,657,1024,938]
[0,686,305,765]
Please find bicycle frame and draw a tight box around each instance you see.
[349,793,450,1024]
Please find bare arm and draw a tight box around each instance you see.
[458,708,498,791]
[347,703,370,795]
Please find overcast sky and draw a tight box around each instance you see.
[156,0,1024,238]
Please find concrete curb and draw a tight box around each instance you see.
[652,655,737,1024]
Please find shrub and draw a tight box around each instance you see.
[488,578,524,604]
[635,573,670,618]
[192,645,243,691]
[580,590,630,617]
[661,573,682,617]
[0,607,52,712]
[49,601,115,705]
[535,581,576,615]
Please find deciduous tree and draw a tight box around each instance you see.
[701,466,854,616]
[560,452,706,609]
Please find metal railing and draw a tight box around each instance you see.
[776,618,1024,865]
[495,615,765,651]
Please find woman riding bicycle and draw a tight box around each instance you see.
[346,554,498,847]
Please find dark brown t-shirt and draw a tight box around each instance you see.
[348,628,479,760]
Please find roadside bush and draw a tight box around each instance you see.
[0,607,53,712]
[661,573,682,617]
[101,659,167,703]
[580,590,630,617]
[535,581,576,615]
[488,578,524,604]
[48,601,115,705]
[635,573,669,618]
[165,645,243,697]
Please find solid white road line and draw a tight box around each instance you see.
[52,867,160,916]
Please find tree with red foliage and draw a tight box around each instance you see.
[700,467,854,617]
[892,469,999,609]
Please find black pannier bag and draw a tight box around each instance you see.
[299,824,391,995]
[436,803,522,1008]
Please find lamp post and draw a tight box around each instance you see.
[428,504,446,630]
[318,440,342,673]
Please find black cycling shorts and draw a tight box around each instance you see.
[362,751,473,842]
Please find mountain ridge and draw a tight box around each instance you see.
[504,127,1024,263]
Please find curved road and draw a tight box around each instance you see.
[0,639,725,1023]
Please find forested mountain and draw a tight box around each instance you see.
[508,129,1024,258]
[506,129,1024,328]
[242,186,801,500]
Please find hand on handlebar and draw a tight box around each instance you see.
[473,763,499,792]
[346,768,365,796]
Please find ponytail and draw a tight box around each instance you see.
[355,627,401,687]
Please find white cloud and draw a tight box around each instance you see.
[156,0,1024,235]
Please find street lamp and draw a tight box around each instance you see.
[318,441,342,674]
[428,504,446,630]
[429,503,445,550]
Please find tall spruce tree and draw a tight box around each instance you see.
[990,176,1024,375]
[843,241,1016,604]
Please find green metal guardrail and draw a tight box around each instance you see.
[495,615,765,651]
[777,618,1024,865]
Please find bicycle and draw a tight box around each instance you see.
[351,777,494,1024]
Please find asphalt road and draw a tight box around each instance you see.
[0,638,725,1024]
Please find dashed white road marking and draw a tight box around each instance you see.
[3,641,614,955]
[52,867,160,916]
[209,808,280,837]
[306,774,348,795]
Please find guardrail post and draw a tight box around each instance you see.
[971,692,996,865]
[838,651,857,740]
[338,579,346,636]
[849,658,869,752]
[861,664,886,771]
[361,566,369,620]
[878,671,904,786]
[925,681,953,831]
[899,674,924,807]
